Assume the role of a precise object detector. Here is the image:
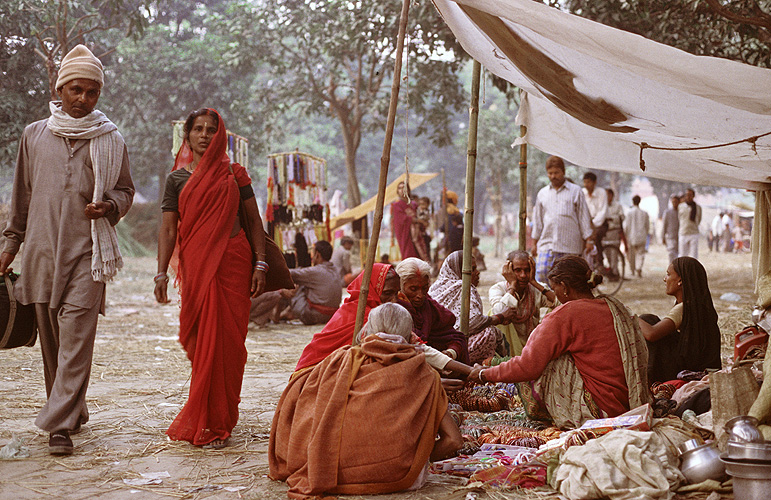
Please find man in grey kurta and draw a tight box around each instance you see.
[0,45,134,455]
[661,193,680,263]
[250,240,342,326]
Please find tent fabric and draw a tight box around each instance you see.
[431,0,771,191]
[329,172,438,230]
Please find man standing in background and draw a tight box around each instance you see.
[0,45,135,456]
[710,211,723,252]
[722,211,734,252]
[624,195,650,278]
[582,172,608,266]
[531,156,593,282]
[678,188,702,258]
[662,193,681,263]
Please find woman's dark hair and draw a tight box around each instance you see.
[547,255,602,293]
[183,108,219,142]
[672,257,720,369]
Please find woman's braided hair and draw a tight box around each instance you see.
[547,255,602,294]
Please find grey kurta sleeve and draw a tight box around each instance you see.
[102,143,134,226]
[3,128,33,255]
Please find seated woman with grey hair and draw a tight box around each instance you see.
[270,302,463,497]
[396,258,470,364]
[357,303,472,376]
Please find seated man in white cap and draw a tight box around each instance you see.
[0,44,135,456]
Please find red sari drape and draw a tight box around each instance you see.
[166,109,253,446]
[390,200,420,259]
[295,263,393,371]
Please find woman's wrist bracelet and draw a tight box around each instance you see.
[479,369,487,383]
[154,272,168,283]
[254,260,269,273]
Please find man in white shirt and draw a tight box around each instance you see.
[624,195,650,278]
[582,172,608,267]
[710,212,723,252]
[678,188,702,258]
[722,212,734,252]
[531,156,593,282]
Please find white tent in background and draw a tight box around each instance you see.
[432,0,771,287]
[432,0,771,191]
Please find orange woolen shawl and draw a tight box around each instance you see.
[167,109,253,445]
[269,336,447,499]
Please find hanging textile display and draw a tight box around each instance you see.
[266,151,329,267]
[171,121,249,168]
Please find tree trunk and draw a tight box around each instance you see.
[340,120,362,209]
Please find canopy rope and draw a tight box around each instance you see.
[637,131,771,171]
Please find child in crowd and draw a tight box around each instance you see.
[472,236,486,271]
[411,196,432,262]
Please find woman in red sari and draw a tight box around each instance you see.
[391,182,420,260]
[154,108,267,449]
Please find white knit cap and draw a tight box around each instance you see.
[55,44,104,90]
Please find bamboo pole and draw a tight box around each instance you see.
[519,124,528,252]
[460,60,482,335]
[353,0,411,339]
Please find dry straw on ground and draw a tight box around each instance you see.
[1,242,753,499]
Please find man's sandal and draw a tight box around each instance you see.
[49,431,73,456]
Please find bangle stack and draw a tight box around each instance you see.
[254,260,269,273]
[154,272,168,283]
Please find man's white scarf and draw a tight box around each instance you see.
[47,101,124,283]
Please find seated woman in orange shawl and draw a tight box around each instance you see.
[270,303,462,498]
[154,108,267,449]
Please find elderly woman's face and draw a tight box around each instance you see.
[380,274,400,303]
[187,115,218,157]
[402,274,430,309]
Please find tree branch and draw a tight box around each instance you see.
[703,0,771,32]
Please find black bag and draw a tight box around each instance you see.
[0,273,37,349]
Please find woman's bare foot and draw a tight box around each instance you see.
[202,438,228,450]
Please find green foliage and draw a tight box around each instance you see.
[564,0,771,67]
[0,0,155,170]
[222,0,468,206]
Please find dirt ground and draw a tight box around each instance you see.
[0,238,755,500]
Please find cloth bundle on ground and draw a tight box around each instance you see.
[269,335,447,499]
[551,429,685,500]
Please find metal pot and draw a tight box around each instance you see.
[677,438,703,455]
[725,415,763,443]
[721,455,771,500]
[727,441,771,461]
[679,442,727,484]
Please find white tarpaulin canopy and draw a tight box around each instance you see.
[432,0,771,191]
